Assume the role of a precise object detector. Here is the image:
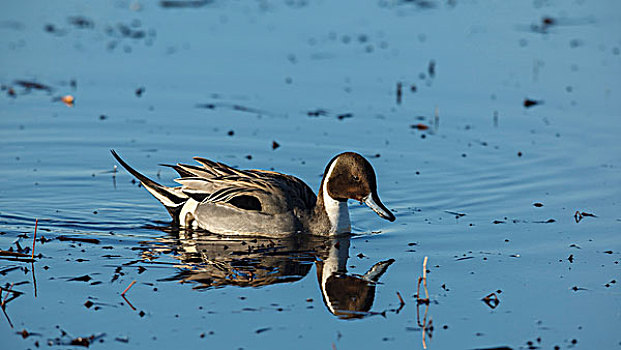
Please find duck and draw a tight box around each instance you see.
[111,150,395,236]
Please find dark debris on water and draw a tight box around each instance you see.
[254,327,271,334]
[48,332,106,348]
[13,80,53,92]
[57,236,100,244]
[523,98,542,108]
[68,16,94,29]
[68,275,92,282]
[533,218,556,224]
[574,210,597,223]
[306,109,354,121]
[196,102,267,116]
[482,292,500,309]
[159,0,212,8]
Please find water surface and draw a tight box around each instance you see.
[1,0,620,349]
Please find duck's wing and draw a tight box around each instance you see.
[193,157,253,178]
[174,170,316,214]
[160,163,215,179]
[174,176,268,210]
[160,157,250,179]
[247,170,317,210]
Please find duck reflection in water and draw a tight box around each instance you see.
[152,229,394,319]
[316,236,394,319]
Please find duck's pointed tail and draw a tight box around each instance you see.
[111,150,187,223]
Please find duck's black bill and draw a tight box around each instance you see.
[363,193,396,222]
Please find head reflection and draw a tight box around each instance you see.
[316,236,394,319]
[152,229,394,319]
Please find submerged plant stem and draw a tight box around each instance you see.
[31,219,38,260]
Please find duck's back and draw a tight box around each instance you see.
[175,161,317,236]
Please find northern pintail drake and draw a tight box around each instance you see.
[111,150,395,236]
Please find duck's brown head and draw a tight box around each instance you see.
[323,152,395,222]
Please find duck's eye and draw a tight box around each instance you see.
[352,175,360,182]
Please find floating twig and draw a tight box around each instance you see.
[121,294,136,311]
[396,291,405,314]
[416,295,431,349]
[57,236,100,244]
[1,305,13,328]
[482,292,500,309]
[195,102,268,116]
[574,210,597,223]
[410,123,429,130]
[423,317,432,349]
[0,267,20,275]
[1,283,14,308]
[0,250,32,259]
[31,262,37,298]
[14,80,53,92]
[0,285,23,310]
[396,291,405,306]
[120,280,136,296]
[31,219,38,259]
[416,256,429,304]
[414,256,431,349]
[445,210,466,218]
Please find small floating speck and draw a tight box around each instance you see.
[61,94,75,107]
[255,327,271,334]
[523,98,542,108]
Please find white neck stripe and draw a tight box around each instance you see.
[322,159,351,234]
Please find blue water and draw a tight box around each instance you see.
[1,0,620,349]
